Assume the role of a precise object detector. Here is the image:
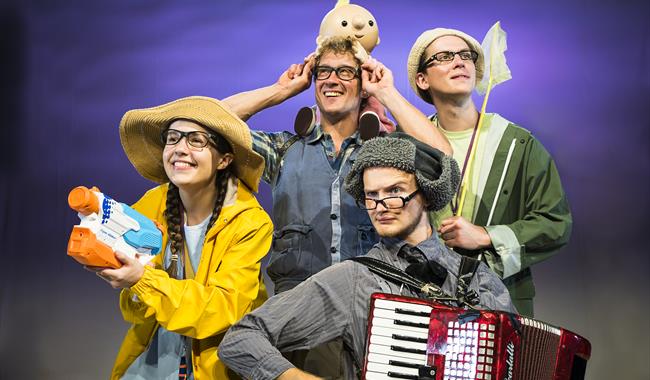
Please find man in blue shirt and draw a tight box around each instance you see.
[223,37,451,294]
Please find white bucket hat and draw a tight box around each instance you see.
[407,28,484,104]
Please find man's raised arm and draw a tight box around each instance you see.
[360,58,452,155]
[223,55,315,121]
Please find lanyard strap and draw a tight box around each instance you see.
[435,115,480,216]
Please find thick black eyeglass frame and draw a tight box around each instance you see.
[418,50,479,71]
[358,189,421,210]
[161,129,216,149]
[313,65,361,81]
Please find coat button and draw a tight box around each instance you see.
[503,189,509,195]
[330,213,338,220]
[330,247,337,253]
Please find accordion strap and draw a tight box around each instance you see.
[456,256,481,306]
[349,256,454,302]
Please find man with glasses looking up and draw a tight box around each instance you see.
[218,133,515,380]
[223,36,451,295]
[407,28,572,317]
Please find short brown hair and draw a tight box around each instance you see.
[315,36,361,66]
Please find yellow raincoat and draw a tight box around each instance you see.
[110,181,272,379]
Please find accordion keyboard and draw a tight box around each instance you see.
[366,298,433,379]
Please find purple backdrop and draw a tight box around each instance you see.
[0,0,648,378]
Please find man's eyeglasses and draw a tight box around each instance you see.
[419,50,479,71]
[161,129,215,149]
[314,65,360,81]
[357,190,420,210]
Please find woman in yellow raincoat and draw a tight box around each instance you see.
[95,96,272,379]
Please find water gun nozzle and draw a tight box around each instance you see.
[68,186,100,215]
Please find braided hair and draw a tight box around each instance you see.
[163,126,233,279]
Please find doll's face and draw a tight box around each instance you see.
[319,4,379,53]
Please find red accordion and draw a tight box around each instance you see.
[362,293,591,380]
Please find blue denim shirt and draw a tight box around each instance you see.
[251,125,379,293]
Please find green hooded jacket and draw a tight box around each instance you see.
[432,113,572,316]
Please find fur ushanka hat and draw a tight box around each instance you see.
[344,133,460,211]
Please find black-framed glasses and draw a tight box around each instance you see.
[357,190,420,210]
[419,50,479,71]
[161,129,215,149]
[314,65,360,81]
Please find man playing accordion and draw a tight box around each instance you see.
[218,133,516,379]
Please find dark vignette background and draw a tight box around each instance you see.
[0,0,648,379]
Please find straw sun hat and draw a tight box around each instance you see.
[119,96,264,192]
[407,28,484,104]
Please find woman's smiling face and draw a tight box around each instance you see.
[162,120,232,192]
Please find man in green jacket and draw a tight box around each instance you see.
[406,27,572,316]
